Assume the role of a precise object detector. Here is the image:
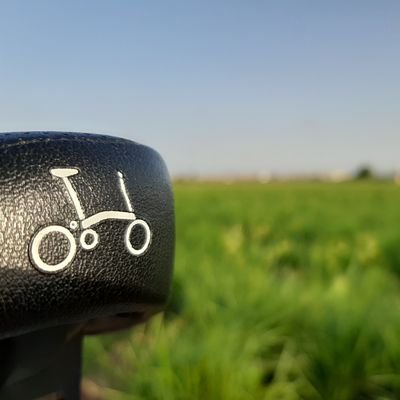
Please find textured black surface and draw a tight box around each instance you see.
[0,132,175,339]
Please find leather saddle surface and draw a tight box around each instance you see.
[0,132,175,339]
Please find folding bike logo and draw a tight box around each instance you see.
[30,168,152,273]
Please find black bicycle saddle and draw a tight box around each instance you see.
[0,132,174,399]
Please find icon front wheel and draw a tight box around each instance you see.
[125,219,151,256]
[30,225,77,273]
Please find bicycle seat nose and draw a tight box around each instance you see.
[0,132,175,339]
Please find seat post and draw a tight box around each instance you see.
[0,325,83,400]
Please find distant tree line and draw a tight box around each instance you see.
[354,165,374,180]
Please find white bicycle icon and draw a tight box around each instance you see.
[30,168,152,273]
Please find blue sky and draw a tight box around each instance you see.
[0,1,399,176]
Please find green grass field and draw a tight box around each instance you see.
[84,181,400,400]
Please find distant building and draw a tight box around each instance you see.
[328,170,351,182]
[395,172,400,185]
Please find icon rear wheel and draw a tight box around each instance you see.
[30,225,77,273]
